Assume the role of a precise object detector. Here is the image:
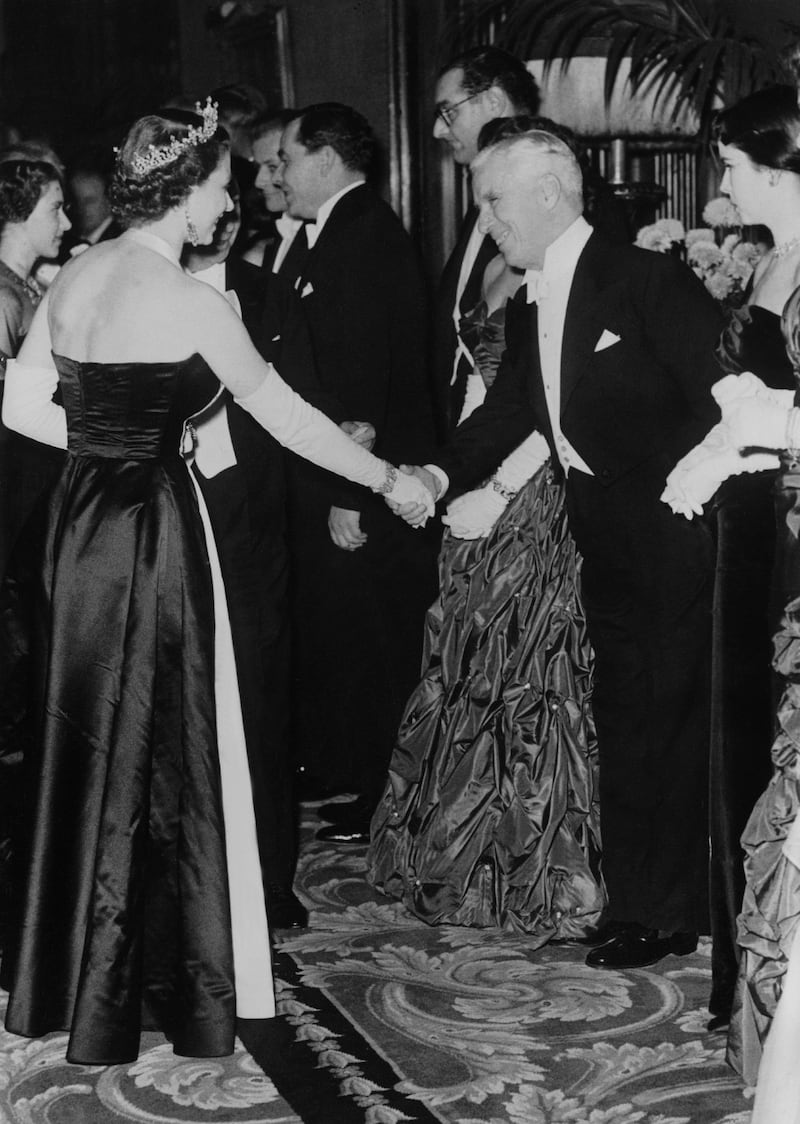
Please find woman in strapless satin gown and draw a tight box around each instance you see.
[0,103,431,1066]
[367,254,604,940]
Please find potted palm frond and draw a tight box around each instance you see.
[465,0,800,138]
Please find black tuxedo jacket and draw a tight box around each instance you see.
[432,181,632,441]
[436,231,725,494]
[288,183,435,509]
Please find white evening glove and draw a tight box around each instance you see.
[661,421,779,519]
[714,370,799,449]
[235,368,434,519]
[2,358,67,448]
[443,485,508,539]
[443,429,550,540]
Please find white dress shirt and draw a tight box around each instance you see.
[271,214,307,274]
[528,215,594,477]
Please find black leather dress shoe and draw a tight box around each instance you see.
[266,885,309,929]
[586,928,698,969]
[316,814,371,845]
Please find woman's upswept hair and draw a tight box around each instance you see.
[713,85,800,174]
[110,107,229,225]
[0,158,62,227]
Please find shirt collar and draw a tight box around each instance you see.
[524,216,593,304]
[308,180,365,246]
[541,215,593,280]
[275,213,303,241]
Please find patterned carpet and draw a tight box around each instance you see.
[0,802,755,1123]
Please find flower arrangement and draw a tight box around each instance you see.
[635,198,765,303]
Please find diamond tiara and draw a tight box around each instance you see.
[129,98,219,177]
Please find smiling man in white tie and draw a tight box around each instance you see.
[398,122,725,969]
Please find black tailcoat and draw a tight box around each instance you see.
[437,232,724,933]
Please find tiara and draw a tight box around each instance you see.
[129,98,219,177]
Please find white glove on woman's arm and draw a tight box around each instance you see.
[235,367,434,518]
[443,485,508,539]
[443,429,549,540]
[713,370,798,449]
[2,358,67,448]
[492,429,550,492]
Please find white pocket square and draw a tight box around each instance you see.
[300,281,313,298]
[595,329,620,352]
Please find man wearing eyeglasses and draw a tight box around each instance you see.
[432,46,540,438]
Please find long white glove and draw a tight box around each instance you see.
[443,429,549,539]
[2,358,68,448]
[235,368,434,518]
[661,368,792,519]
[493,429,550,492]
[661,421,779,519]
[713,371,800,450]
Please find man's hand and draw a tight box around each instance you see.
[328,506,367,550]
[340,420,376,451]
[384,464,439,528]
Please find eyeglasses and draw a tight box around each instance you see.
[434,91,482,127]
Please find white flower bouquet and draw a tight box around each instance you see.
[635,199,764,303]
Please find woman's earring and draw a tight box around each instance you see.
[185,208,199,246]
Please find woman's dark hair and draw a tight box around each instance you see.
[0,158,62,227]
[110,107,229,225]
[714,85,800,173]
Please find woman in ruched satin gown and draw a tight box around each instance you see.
[0,104,431,1066]
[367,252,604,940]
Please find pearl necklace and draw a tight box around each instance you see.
[773,235,800,259]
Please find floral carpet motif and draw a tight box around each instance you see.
[0,803,755,1123]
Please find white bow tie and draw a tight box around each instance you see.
[524,269,550,304]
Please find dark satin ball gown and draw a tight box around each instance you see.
[367,302,604,939]
[0,353,274,1065]
[726,293,800,1083]
[709,302,796,1021]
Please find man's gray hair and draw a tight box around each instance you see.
[472,130,583,209]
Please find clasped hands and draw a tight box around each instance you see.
[336,423,436,543]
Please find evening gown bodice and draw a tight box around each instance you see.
[367,301,604,938]
[1,354,274,1064]
[707,303,796,1022]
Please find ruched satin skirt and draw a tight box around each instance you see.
[367,465,605,939]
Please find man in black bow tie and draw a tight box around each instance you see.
[397,123,723,969]
[274,103,438,843]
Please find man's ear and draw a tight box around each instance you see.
[317,144,338,177]
[539,171,562,210]
[483,84,511,117]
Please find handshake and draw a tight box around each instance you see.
[384,465,441,527]
[339,421,438,527]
